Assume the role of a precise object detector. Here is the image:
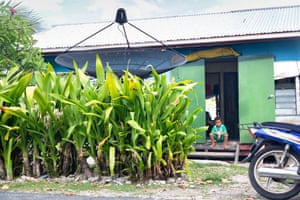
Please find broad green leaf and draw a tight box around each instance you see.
[33,87,48,112]
[145,135,151,150]
[127,120,145,133]
[0,106,28,120]
[147,152,152,168]
[156,135,163,162]
[106,66,122,99]
[10,72,32,102]
[95,54,105,84]
[109,146,116,176]
[104,106,113,123]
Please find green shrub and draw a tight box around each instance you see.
[0,56,203,181]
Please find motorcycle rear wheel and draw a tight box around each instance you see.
[249,145,300,200]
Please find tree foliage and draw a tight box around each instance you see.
[0,1,45,73]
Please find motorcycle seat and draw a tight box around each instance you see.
[262,121,300,134]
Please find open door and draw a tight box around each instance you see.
[171,60,206,143]
[205,58,239,141]
[238,56,275,143]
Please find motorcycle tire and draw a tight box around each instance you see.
[249,145,300,200]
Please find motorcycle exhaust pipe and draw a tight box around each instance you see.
[257,167,300,180]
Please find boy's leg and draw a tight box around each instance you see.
[223,135,229,149]
[209,133,216,148]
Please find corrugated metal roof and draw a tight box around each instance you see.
[34,5,300,53]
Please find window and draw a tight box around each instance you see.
[275,78,296,115]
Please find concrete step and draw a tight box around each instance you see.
[193,141,238,152]
[188,151,235,159]
[190,140,241,163]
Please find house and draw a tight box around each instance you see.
[34,5,300,145]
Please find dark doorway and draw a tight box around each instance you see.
[224,72,239,140]
[205,57,239,140]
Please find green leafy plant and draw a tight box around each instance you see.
[0,54,203,180]
[0,67,33,180]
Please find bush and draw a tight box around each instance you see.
[0,56,203,181]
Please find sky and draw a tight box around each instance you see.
[6,0,300,29]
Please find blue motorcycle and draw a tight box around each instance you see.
[242,122,300,200]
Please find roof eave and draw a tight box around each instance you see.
[40,31,300,54]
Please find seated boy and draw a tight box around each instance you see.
[209,117,229,149]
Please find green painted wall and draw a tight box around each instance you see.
[171,56,275,144]
[238,56,275,143]
[171,60,206,143]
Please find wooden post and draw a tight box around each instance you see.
[234,143,240,164]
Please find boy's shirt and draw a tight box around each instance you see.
[211,124,227,134]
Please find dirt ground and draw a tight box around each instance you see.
[76,174,261,200]
[76,161,300,200]
[73,161,261,200]
[75,176,263,200]
[2,160,300,200]
[77,174,300,200]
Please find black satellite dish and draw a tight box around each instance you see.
[55,8,186,78]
